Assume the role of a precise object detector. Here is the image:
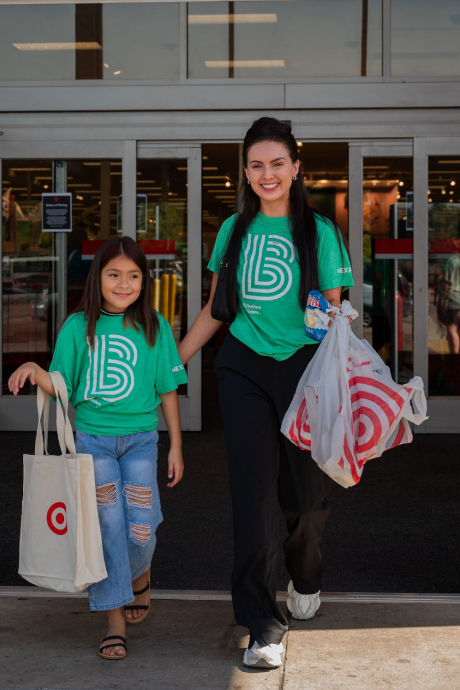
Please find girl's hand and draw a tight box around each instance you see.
[167,446,184,488]
[8,362,38,395]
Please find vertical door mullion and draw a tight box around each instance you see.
[413,138,429,400]
[122,140,137,240]
[187,148,202,431]
[53,160,67,338]
[0,158,3,397]
[348,144,364,338]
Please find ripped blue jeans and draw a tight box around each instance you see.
[76,429,162,611]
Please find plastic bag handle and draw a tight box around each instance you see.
[34,371,77,458]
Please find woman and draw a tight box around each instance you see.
[178,117,353,669]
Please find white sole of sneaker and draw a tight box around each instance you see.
[243,657,281,669]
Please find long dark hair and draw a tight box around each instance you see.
[72,236,159,349]
[224,117,348,314]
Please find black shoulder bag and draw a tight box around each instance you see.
[211,256,236,324]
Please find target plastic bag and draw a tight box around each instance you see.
[19,372,107,592]
[281,302,428,488]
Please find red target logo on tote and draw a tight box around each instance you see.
[46,502,67,535]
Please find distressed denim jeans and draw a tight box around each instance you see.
[76,429,162,611]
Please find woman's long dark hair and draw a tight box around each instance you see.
[72,236,159,349]
[224,117,348,314]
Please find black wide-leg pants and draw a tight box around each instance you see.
[215,334,333,647]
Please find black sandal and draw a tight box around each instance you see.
[123,571,151,624]
[98,635,127,660]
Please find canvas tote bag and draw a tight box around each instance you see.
[19,371,107,592]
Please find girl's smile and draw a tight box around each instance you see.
[100,255,143,313]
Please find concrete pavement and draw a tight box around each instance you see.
[1,592,460,690]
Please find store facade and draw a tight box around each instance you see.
[1,0,459,433]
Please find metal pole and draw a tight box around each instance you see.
[52,160,67,340]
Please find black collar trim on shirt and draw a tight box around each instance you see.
[101,309,124,316]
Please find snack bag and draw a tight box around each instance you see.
[304,290,334,342]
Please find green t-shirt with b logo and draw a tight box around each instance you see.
[208,212,354,360]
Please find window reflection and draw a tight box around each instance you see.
[392,0,460,77]
[428,157,460,396]
[188,0,382,78]
[0,3,180,81]
[2,160,57,395]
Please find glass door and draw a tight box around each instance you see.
[1,144,202,431]
[136,144,202,431]
[414,139,460,432]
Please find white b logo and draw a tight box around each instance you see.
[85,334,137,403]
[242,234,295,301]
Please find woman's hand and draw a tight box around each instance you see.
[327,299,352,326]
[167,446,184,488]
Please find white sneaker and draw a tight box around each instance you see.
[286,580,321,620]
[243,641,284,668]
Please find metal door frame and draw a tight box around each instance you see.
[0,140,202,431]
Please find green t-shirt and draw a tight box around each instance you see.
[49,311,187,436]
[208,212,354,360]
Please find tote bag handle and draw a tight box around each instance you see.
[35,371,77,459]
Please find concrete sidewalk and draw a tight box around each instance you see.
[1,593,460,690]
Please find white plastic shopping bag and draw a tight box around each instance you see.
[281,302,428,488]
[19,371,107,592]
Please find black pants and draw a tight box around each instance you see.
[215,334,333,647]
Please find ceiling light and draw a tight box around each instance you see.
[397,193,401,199]
[104,63,109,69]
[43,185,49,189]
[205,60,285,68]
[13,42,101,51]
[9,167,50,172]
[297,142,303,147]
[399,181,404,186]
[113,71,121,75]
[451,181,456,186]
[189,13,277,25]
[442,189,446,194]
[449,199,453,202]
[450,190,454,195]
[428,198,432,203]
[427,189,431,194]
[225,181,231,188]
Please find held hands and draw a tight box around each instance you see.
[8,362,38,395]
[167,446,184,488]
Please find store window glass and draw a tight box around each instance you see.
[361,157,414,385]
[2,160,57,395]
[0,5,76,81]
[66,160,122,314]
[0,3,180,81]
[188,0,382,79]
[391,0,460,77]
[136,159,187,394]
[428,157,460,396]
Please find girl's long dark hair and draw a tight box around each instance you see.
[224,117,348,314]
[72,236,159,349]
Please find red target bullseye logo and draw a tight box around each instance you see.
[47,502,67,535]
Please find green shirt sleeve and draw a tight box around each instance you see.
[316,216,354,292]
[155,316,188,395]
[48,315,78,401]
[207,213,238,273]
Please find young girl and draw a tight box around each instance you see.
[9,236,187,660]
